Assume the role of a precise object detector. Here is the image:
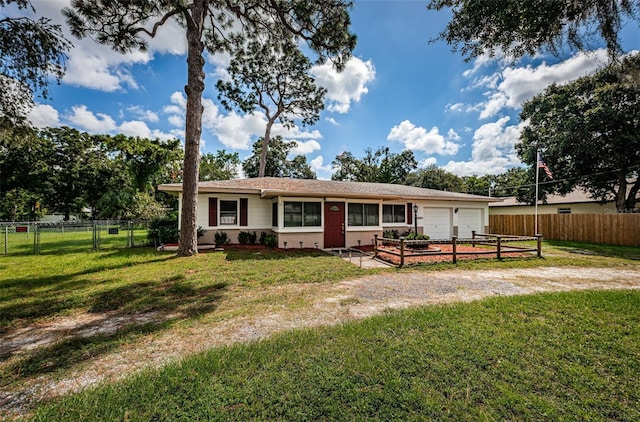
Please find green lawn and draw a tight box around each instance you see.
[1,240,639,420]
[30,290,640,421]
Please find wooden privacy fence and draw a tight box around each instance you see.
[490,214,640,247]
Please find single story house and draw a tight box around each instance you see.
[158,177,494,249]
[489,189,616,215]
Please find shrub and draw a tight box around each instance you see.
[259,231,268,245]
[406,232,430,241]
[238,231,258,245]
[383,229,400,239]
[214,231,229,246]
[238,231,250,244]
[263,234,277,249]
[148,215,179,245]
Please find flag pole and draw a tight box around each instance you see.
[535,149,539,235]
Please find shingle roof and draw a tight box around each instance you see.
[489,189,606,207]
[158,177,493,202]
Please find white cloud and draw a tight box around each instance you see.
[127,106,159,122]
[472,49,609,119]
[312,57,376,113]
[310,156,333,178]
[164,90,323,151]
[118,120,152,138]
[442,117,525,176]
[387,120,460,155]
[32,1,185,92]
[67,105,117,133]
[421,157,438,167]
[445,102,464,112]
[290,140,321,155]
[168,115,184,127]
[325,117,340,126]
[28,104,60,128]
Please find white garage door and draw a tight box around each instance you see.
[423,208,451,240]
[457,208,483,239]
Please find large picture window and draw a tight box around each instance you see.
[348,203,379,226]
[219,200,237,225]
[383,204,406,223]
[284,202,321,227]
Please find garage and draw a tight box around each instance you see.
[457,208,483,239]
[422,208,452,239]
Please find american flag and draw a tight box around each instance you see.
[538,159,553,179]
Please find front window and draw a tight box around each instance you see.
[348,203,379,226]
[383,204,406,223]
[220,200,237,225]
[284,202,321,227]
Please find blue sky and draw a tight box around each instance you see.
[16,1,640,179]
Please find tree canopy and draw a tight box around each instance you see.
[0,0,71,125]
[199,150,240,181]
[427,0,640,60]
[64,0,356,256]
[242,136,316,179]
[0,127,183,221]
[332,147,417,184]
[516,53,640,211]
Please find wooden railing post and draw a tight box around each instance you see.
[399,237,405,268]
[452,236,457,264]
[374,233,378,257]
[536,234,542,258]
[472,230,476,247]
[496,235,502,259]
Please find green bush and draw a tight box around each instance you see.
[147,215,179,245]
[259,232,277,248]
[383,229,400,239]
[214,231,229,246]
[238,231,258,245]
[406,231,430,241]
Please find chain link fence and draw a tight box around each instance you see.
[0,221,151,255]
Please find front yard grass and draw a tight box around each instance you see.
[30,289,640,421]
[1,240,639,419]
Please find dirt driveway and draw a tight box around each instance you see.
[2,266,640,418]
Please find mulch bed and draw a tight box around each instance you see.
[373,244,530,266]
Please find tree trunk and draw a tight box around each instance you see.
[615,170,628,212]
[625,177,640,211]
[258,120,273,178]
[178,1,206,257]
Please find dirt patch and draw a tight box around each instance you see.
[2,266,640,418]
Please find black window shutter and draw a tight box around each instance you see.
[407,202,413,225]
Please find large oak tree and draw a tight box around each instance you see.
[427,0,640,61]
[64,0,356,256]
[0,0,71,126]
[516,53,640,211]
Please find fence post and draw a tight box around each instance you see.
[452,236,457,264]
[496,235,502,260]
[536,234,542,258]
[4,225,7,255]
[373,233,378,256]
[33,223,39,255]
[92,222,98,250]
[472,230,476,247]
[399,236,405,268]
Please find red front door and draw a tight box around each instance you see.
[324,202,345,248]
